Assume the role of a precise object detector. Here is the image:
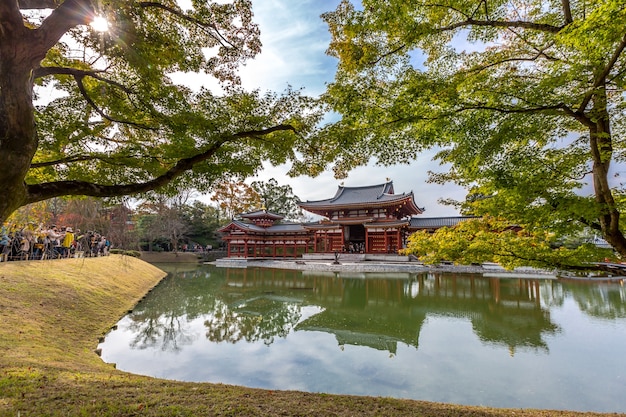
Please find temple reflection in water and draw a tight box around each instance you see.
[220,268,561,355]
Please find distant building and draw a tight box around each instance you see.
[218,180,472,258]
[218,210,312,258]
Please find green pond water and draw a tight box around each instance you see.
[98,264,626,413]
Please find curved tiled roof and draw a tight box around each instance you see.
[218,220,308,235]
[299,181,424,215]
[409,216,476,229]
[240,209,284,221]
[364,219,410,228]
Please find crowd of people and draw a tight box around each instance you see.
[0,224,111,262]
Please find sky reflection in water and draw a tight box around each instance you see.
[99,264,626,413]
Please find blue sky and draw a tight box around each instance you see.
[187,1,467,216]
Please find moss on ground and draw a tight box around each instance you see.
[0,255,622,416]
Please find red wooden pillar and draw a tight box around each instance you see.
[396,229,400,252]
[340,228,344,252]
[324,230,328,252]
[384,229,389,253]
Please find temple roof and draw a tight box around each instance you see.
[409,216,476,230]
[239,209,284,221]
[218,220,309,235]
[364,219,410,228]
[299,181,424,216]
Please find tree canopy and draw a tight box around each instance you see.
[0,0,323,225]
[400,217,612,270]
[250,178,303,220]
[320,0,626,257]
[210,180,260,219]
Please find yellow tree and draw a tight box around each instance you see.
[401,217,611,270]
[211,181,261,220]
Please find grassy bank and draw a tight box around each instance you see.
[0,256,621,417]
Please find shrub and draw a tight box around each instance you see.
[109,249,141,258]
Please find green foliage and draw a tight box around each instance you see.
[401,217,613,270]
[124,250,142,258]
[180,200,223,244]
[1,2,326,225]
[109,248,141,257]
[250,178,303,220]
[319,0,626,257]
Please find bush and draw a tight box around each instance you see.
[109,249,141,258]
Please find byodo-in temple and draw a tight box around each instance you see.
[218,180,471,258]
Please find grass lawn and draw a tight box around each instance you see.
[0,255,621,416]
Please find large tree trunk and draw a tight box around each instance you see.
[0,24,39,225]
[589,88,626,256]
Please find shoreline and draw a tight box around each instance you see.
[138,251,626,282]
[214,257,560,277]
[213,258,626,283]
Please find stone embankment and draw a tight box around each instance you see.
[214,256,557,278]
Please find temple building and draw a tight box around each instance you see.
[218,179,469,258]
[298,181,423,254]
[217,210,313,258]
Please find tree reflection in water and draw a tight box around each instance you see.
[561,280,626,319]
[204,298,302,345]
[125,265,219,351]
[121,265,626,357]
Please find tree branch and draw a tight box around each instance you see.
[72,72,156,130]
[368,41,408,66]
[18,0,62,9]
[34,0,95,61]
[457,102,569,116]
[561,0,573,25]
[424,1,563,33]
[30,154,96,168]
[447,100,595,129]
[437,17,564,34]
[24,124,297,203]
[138,1,236,50]
[33,66,134,95]
[465,50,556,75]
[35,65,170,130]
[577,31,626,114]
[0,1,24,34]
[31,152,172,169]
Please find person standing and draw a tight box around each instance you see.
[61,227,75,258]
[45,225,63,259]
[19,230,33,260]
[0,225,10,262]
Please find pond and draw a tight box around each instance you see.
[98,264,626,413]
